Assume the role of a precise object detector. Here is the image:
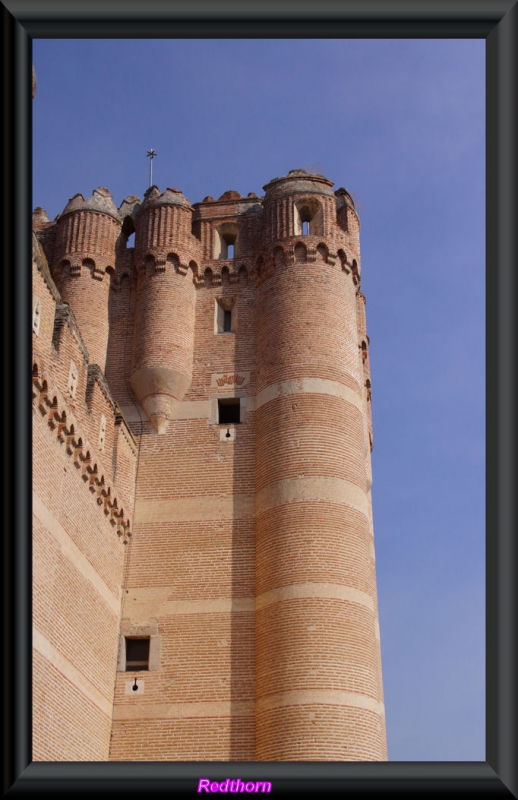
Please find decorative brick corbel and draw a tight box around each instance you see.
[117,517,131,543]
[35,383,50,416]
[155,255,166,273]
[32,355,133,544]
[69,258,82,277]
[65,430,79,456]
[284,244,295,265]
[306,246,317,263]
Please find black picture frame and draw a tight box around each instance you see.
[3,0,516,796]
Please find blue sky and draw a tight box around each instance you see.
[33,38,485,762]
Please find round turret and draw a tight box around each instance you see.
[254,171,386,760]
[52,187,121,371]
[130,186,200,433]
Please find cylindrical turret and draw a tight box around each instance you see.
[52,187,121,372]
[130,187,199,433]
[255,171,386,760]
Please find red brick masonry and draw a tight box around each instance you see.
[32,169,386,761]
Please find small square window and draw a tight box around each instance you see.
[218,398,241,425]
[125,637,150,671]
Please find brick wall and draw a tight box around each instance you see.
[32,244,136,760]
[33,170,387,762]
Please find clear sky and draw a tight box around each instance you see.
[33,38,485,762]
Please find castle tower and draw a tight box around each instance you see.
[52,188,121,372]
[33,169,386,763]
[130,186,201,433]
[255,170,386,760]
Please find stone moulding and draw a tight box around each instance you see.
[32,356,132,544]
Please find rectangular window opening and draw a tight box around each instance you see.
[218,398,241,425]
[125,637,150,671]
[227,243,234,259]
[216,297,236,334]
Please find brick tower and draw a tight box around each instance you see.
[130,186,201,433]
[255,171,385,759]
[32,169,386,762]
[51,187,121,373]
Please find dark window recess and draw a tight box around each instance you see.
[125,637,150,671]
[218,398,240,424]
[223,310,232,332]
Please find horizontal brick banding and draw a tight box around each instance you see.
[256,689,384,715]
[134,495,254,524]
[112,701,254,720]
[255,377,363,412]
[255,582,374,613]
[123,594,255,620]
[256,478,368,518]
[255,245,384,759]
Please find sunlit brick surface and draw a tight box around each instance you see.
[33,169,385,761]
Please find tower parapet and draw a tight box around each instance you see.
[262,169,336,245]
[130,186,201,433]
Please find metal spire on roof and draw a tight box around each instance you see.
[146,149,157,187]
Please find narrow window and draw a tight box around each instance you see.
[68,361,78,399]
[125,637,150,671]
[32,297,42,336]
[218,398,241,425]
[302,220,310,235]
[215,297,236,334]
[227,243,234,259]
[98,414,107,452]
